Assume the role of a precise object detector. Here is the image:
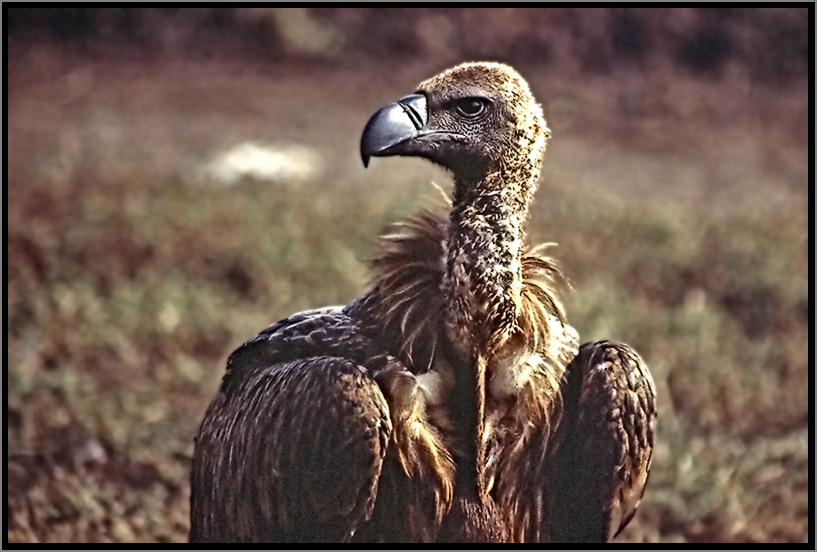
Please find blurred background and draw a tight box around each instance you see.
[7,8,809,543]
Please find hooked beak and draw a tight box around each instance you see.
[360,93,428,167]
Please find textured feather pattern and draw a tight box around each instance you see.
[190,61,656,543]
[191,356,391,543]
[362,210,577,382]
[547,341,657,543]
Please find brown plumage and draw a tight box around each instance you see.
[190,62,656,543]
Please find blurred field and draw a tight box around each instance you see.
[7,10,810,544]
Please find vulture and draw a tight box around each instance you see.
[190,62,656,543]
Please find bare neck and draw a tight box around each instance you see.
[444,171,534,358]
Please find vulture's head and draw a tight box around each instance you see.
[361,62,549,197]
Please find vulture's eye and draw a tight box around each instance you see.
[455,97,487,118]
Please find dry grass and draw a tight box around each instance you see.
[7,46,809,543]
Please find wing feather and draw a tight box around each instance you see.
[548,340,656,543]
[190,356,391,543]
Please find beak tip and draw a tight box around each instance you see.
[359,93,427,169]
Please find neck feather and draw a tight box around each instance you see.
[444,171,535,358]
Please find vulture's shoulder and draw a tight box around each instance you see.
[219,307,382,395]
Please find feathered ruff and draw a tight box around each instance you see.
[367,210,577,379]
[367,211,449,374]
